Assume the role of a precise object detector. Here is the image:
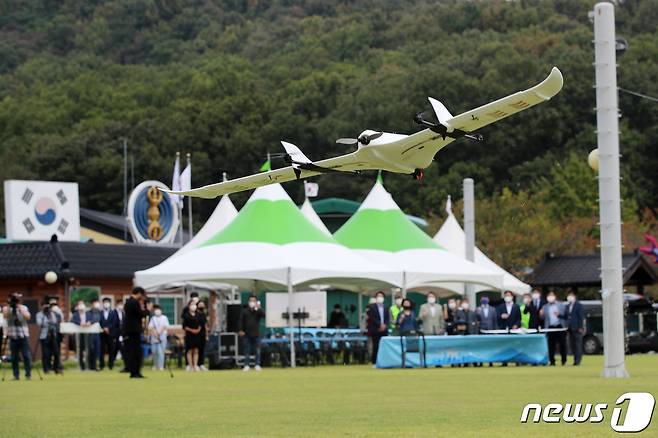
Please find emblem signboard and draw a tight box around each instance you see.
[127,180,179,244]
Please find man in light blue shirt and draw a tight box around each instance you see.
[540,291,567,366]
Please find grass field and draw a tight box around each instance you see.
[2,355,658,437]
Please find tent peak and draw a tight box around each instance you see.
[247,183,289,203]
[359,181,400,212]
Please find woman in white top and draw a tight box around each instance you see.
[148,305,169,371]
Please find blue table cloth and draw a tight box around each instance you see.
[376,334,549,368]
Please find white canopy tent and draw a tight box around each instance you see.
[147,195,239,293]
[300,198,331,235]
[430,199,531,295]
[334,182,504,295]
[172,195,238,258]
[134,183,398,366]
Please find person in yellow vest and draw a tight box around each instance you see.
[389,293,403,333]
[520,292,532,329]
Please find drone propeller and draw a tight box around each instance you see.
[335,131,383,146]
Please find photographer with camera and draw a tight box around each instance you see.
[36,296,63,374]
[124,287,150,378]
[2,292,32,380]
[0,302,5,344]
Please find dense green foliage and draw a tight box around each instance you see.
[0,0,656,271]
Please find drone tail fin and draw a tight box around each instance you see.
[281,141,312,164]
[428,97,454,130]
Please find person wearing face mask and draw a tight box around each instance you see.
[196,301,209,371]
[181,292,201,368]
[565,289,584,366]
[526,289,545,330]
[124,287,150,378]
[539,290,567,366]
[99,297,119,371]
[148,305,170,371]
[181,292,200,320]
[36,296,62,374]
[183,301,202,372]
[389,293,403,333]
[418,292,445,335]
[454,299,477,335]
[328,304,348,329]
[366,291,390,365]
[364,297,376,357]
[71,300,91,370]
[86,298,102,371]
[520,293,532,329]
[476,297,497,332]
[239,295,265,372]
[497,291,521,331]
[444,298,458,335]
[113,300,126,371]
[396,298,419,334]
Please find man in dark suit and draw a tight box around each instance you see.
[497,291,521,330]
[475,297,497,331]
[366,291,390,365]
[123,287,150,378]
[525,288,546,329]
[99,297,120,370]
[566,289,584,366]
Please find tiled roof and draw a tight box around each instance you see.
[0,241,176,280]
[80,207,190,242]
[528,252,658,287]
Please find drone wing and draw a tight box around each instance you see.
[163,150,368,199]
[370,67,564,167]
[443,67,563,133]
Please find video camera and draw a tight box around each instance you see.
[9,292,21,308]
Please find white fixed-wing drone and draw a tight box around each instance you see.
[166,67,563,199]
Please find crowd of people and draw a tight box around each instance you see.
[364,288,585,367]
[1,287,585,377]
[0,288,217,379]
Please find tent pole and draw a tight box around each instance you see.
[287,267,296,368]
[402,271,407,298]
[357,289,363,331]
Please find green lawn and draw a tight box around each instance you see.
[3,355,658,437]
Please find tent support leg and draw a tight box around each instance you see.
[358,289,363,331]
[287,268,296,368]
[402,271,407,298]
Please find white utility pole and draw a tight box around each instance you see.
[593,2,628,378]
[463,178,476,305]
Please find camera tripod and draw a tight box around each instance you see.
[29,334,44,381]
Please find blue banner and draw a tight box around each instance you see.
[376,334,549,368]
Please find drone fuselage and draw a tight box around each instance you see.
[355,130,446,174]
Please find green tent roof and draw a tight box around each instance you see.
[334,182,441,252]
[203,184,334,246]
[311,197,428,229]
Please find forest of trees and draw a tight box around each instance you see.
[0,0,656,275]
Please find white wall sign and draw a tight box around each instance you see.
[266,291,327,328]
[4,180,80,241]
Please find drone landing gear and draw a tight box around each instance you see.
[412,169,424,181]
